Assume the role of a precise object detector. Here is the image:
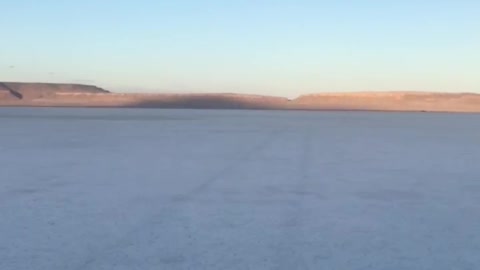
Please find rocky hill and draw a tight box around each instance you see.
[0,82,109,100]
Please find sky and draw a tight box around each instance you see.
[1,0,479,97]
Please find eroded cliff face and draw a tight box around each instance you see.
[0,83,24,99]
[0,82,109,100]
[1,82,480,113]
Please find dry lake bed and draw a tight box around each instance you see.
[1,108,480,269]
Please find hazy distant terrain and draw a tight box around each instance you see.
[1,82,480,112]
[1,108,480,269]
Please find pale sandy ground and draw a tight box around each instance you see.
[1,108,480,269]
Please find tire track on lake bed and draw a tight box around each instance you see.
[270,128,315,269]
[75,129,283,270]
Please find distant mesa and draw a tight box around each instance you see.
[0,82,108,99]
[1,82,480,113]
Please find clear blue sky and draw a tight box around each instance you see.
[1,0,479,97]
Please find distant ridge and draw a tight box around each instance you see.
[0,82,108,99]
[1,82,480,113]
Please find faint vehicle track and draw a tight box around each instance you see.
[75,129,283,270]
[272,128,314,269]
